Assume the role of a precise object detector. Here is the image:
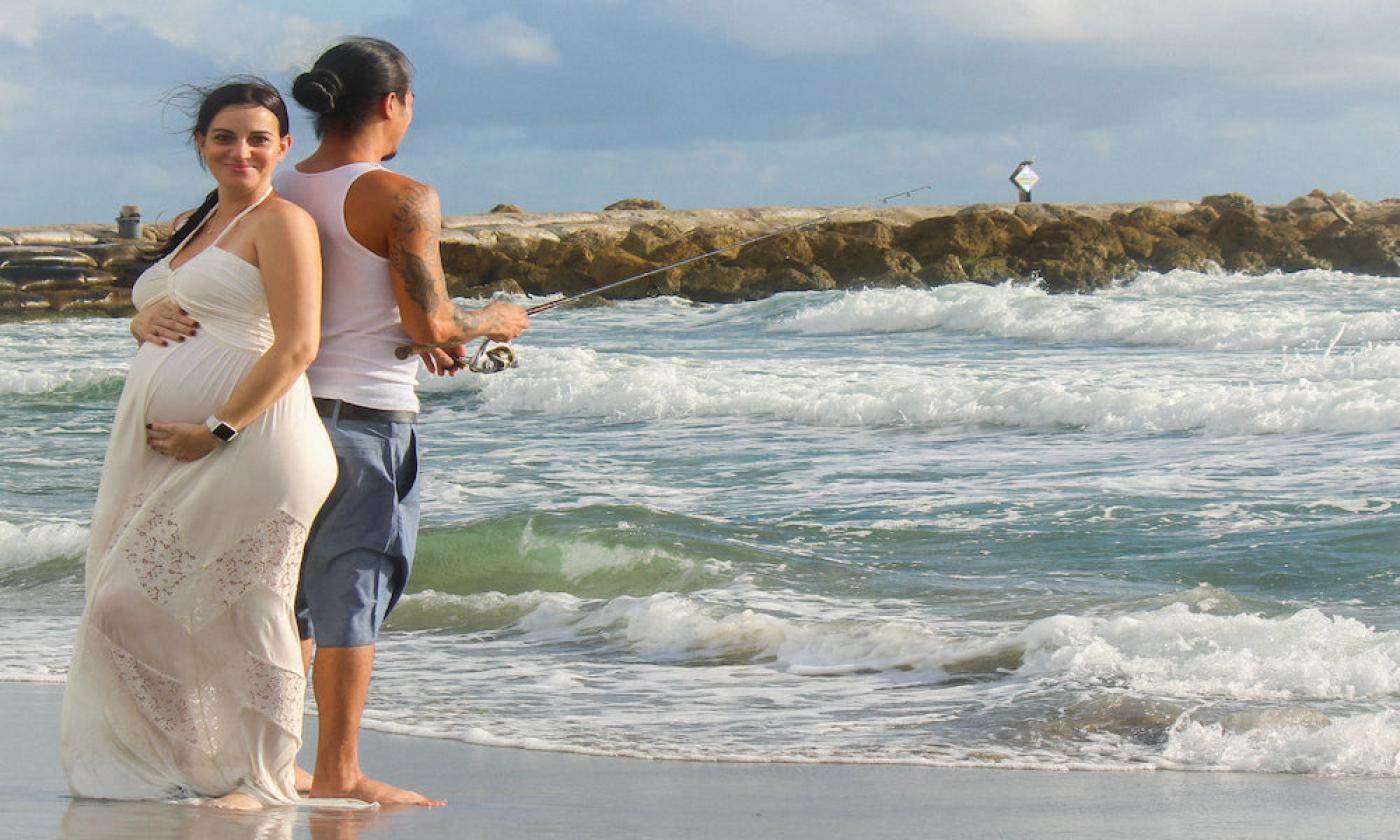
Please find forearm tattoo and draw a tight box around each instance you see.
[390,183,485,342]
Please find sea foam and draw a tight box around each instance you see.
[1019,603,1400,700]
[773,278,1400,352]
[0,520,88,569]
[453,343,1400,435]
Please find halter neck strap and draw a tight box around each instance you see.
[169,187,274,261]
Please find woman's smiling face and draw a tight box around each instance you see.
[196,104,290,191]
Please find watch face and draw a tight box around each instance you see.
[211,422,237,442]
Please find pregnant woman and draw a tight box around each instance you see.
[61,79,336,810]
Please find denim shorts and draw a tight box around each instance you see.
[296,404,420,647]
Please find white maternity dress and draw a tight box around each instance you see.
[61,192,336,803]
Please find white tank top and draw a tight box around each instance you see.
[273,163,420,411]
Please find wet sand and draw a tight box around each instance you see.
[7,681,1399,839]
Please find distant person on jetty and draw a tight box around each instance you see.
[275,37,529,806]
[62,79,336,809]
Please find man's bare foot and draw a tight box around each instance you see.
[310,775,444,807]
[295,766,314,794]
[206,792,264,811]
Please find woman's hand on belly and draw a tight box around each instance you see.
[146,421,220,462]
[131,300,199,346]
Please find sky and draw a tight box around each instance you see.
[2,0,1399,226]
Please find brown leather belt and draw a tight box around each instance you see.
[314,397,418,425]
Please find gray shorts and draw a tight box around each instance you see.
[296,402,420,647]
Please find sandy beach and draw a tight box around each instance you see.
[2,682,1396,839]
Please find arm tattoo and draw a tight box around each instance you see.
[389,183,448,314]
[388,182,488,343]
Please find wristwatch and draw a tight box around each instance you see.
[205,415,238,443]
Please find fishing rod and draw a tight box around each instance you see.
[395,184,932,373]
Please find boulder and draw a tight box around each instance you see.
[1012,203,1075,225]
[0,291,51,311]
[1287,191,1330,213]
[446,277,526,300]
[604,198,666,211]
[804,229,852,266]
[544,264,599,297]
[441,241,512,283]
[1148,235,1222,272]
[754,265,837,297]
[1,265,116,291]
[619,220,685,260]
[1110,206,1179,237]
[964,256,1020,283]
[686,225,746,255]
[1304,224,1400,275]
[648,237,708,266]
[1115,225,1157,261]
[493,261,552,295]
[1014,215,1131,291]
[825,219,895,250]
[1201,193,1256,216]
[823,241,921,285]
[45,287,132,312]
[732,231,814,270]
[9,229,99,246]
[1174,206,1220,236]
[489,203,523,214]
[918,254,967,285]
[0,245,98,268]
[1206,210,1322,272]
[843,270,925,290]
[897,211,1030,264]
[77,242,151,269]
[586,246,660,292]
[677,265,767,303]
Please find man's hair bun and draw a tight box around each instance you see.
[291,68,343,114]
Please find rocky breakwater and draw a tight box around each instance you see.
[0,223,160,316]
[436,190,1400,302]
[4,190,1399,318]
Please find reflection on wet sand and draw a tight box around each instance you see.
[60,799,385,840]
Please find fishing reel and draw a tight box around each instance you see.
[458,341,518,374]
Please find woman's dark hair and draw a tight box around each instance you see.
[155,78,290,260]
[291,37,413,138]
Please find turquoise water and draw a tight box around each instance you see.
[7,270,1400,773]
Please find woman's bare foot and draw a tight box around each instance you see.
[311,775,444,807]
[206,792,264,811]
[295,766,314,794]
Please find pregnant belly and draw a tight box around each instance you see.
[131,333,259,425]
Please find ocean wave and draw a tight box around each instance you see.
[410,510,745,601]
[0,520,88,571]
[515,589,1017,675]
[454,342,1400,435]
[772,281,1400,351]
[1018,602,1400,701]
[0,367,125,399]
[1161,708,1400,777]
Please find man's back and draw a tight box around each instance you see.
[274,164,420,412]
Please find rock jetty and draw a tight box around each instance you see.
[3,190,1396,318]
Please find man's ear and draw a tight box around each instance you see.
[380,91,400,120]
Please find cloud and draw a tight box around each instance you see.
[0,0,339,71]
[640,0,1400,87]
[4,0,1399,226]
[649,0,887,55]
[453,12,561,65]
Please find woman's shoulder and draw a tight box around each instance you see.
[255,195,319,238]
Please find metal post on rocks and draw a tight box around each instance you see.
[1010,161,1038,203]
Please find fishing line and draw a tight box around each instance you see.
[396,184,932,373]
